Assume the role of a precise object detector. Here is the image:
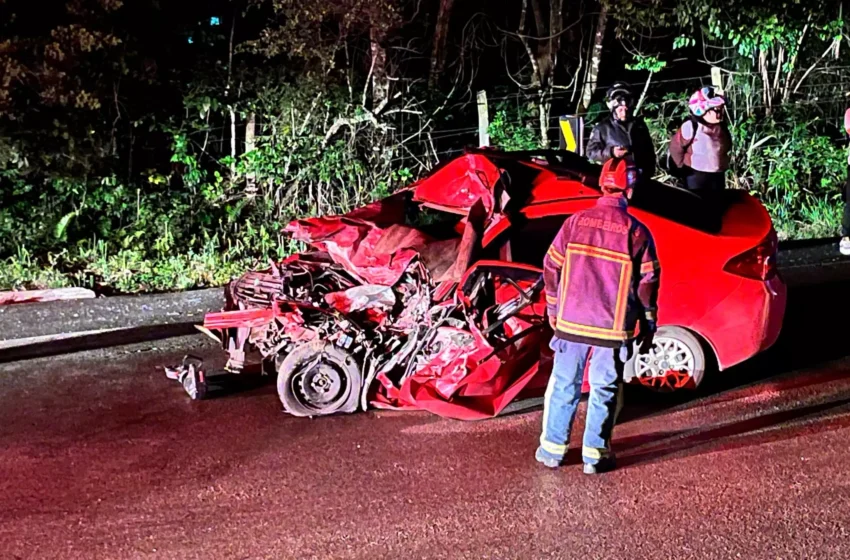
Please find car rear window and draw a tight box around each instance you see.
[500,183,737,269]
[621,180,726,234]
[493,153,729,234]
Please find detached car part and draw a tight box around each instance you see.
[164,355,208,400]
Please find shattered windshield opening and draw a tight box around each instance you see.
[404,200,464,240]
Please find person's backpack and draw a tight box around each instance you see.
[663,116,699,179]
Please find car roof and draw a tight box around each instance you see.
[464,148,734,235]
[407,149,770,240]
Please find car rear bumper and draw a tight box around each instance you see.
[697,274,787,370]
[760,275,787,352]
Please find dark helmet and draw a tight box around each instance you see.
[606,82,634,111]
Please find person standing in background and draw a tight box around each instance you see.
[839,105,850,256]
[587,82,657,181]
[667,86,732,193]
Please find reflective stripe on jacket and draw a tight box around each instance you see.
[543,196,660,348]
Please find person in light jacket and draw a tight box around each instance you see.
[667,86,732,193]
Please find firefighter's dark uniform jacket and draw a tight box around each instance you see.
[544,196,660,348]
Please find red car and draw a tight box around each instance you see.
[184,149,786,420]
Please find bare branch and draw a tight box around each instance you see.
[383,108,423,117]
[399,118,433,146]
[793,37,841,94]
[501,37,535,90]
[497,12,589,42]
[517,0,541,87]
[362,48,376,108]
[323,112,381,145]
[635,71,654,114]
[403,0,424,26]
[579,4,608,113]
[298,93,323,136]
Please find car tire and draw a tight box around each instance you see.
[276,340,362,417]
[624,326,706,392]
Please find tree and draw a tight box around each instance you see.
[578,4,608,114]
[512,0,566,146]
[429,0,456,88]
[245,0,405,107]
[603,0,844,107]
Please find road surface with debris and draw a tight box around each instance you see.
[2,280,850,559]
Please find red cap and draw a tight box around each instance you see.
[600,158,638,193]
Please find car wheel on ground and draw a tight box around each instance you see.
[624,326,706,391]
[276,341,362,417]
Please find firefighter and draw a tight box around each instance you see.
[667,86,732,193]
[586,82,656,181]
[537,157,660,474]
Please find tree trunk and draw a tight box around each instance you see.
[245,112,257,197]
[429,0,456,88]
[518,0,541,88]
[229,107,237,173]
[548,0,563,76]
[226,8,237,175]
[370,27,389,110]
[579,4,607,114]
[530,0,550,86]
[530,0,547,36]
[536,0,562,147]
[538,93,551,148]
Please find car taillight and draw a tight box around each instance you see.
[723,232,778,281]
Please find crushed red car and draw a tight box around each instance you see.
[174,149,786,420]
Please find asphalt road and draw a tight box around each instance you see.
[3,281,850,559]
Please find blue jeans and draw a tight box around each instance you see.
[538,339,629,465]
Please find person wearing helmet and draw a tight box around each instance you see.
[538,156,660,475]
[667,86,732,192]
[586,82,657,180]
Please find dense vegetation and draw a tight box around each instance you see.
[1,0,848,292]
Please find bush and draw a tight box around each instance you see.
[488,101,540,151]
[0,79,431,293]
[733,108,846,239]
[3,79,848,294]
[643,95,846,240]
